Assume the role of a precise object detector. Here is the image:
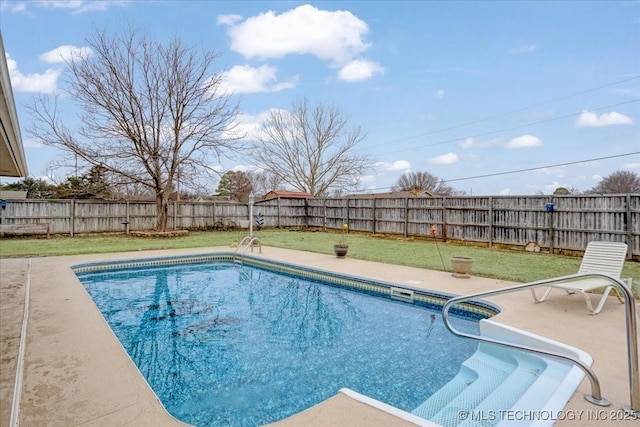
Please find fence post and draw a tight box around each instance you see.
[404,197,409,238]
[4,196,638,256]
[488,196,493,248]
[277,197,282,228]
[626,193,632,259]
[372,198,377,234]
[323,199,327,231]
[345,198,350,227]
[442,197,448,242]
[125,201,130,235]
[70,199,75,237]
[172,201,177,230]
[548,196,555,253]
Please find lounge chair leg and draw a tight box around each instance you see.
[529,242,628,314]
[581,292,597,315]
[585,286,614,315]
[612,278,632,304]
[531,287,553,303]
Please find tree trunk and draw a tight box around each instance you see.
[156,193,170,231]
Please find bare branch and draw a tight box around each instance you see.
[253,98,372,196]
[26,28,243,230]
[392,171,459,196]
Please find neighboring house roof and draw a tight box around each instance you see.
[348,190,437,199]
[0,31,28,177]
[195,196,237,203]
[0,190,27,199]
[263,190,314,200]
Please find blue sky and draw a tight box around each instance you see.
[1,0,639,195]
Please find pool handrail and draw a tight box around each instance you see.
[442,272,639,416]
[234,235,262,262]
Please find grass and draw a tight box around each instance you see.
[1,229,638,285]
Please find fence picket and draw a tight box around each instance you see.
[0,195,637,257]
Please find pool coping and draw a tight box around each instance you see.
[72,251,501,319]
[2,246,637,426]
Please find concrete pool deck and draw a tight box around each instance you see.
[1,246,638,426]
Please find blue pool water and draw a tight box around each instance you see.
[77,259,485,426]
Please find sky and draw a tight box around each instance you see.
[1,0,639,196]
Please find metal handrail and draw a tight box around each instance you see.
[442,272,639,415]
[234,236,262,263]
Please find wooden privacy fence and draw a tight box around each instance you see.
[0,194,638,257]
[306,194,639,257]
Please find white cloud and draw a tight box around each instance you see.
[436,89,445,98]
[534,167,564,176]
[543,181,570,193]
[6,54,60,93]
[222,5,370,62]
[36,0,84,9]
[210,164,225,173]
[36,0,130,14]
[231,110,275,141]
[460,137,474,148]
[23,138,45,148]
[375,160,411,172]
[576,161,599,168]
[39,45,92,63]
[221,65,297,94]
[217,14,242,26]
[337,59,384,82]
[509,44,539,54]
[499,188,511,195]
[575,110,634,127]
[1,1,26,12]
[429,152,458,164]
[624,162,640,170]
[505,134,543,149]
[220,4,380,81]
[358,174,376,184]
[232,164,262,173]
[460,137,500,149]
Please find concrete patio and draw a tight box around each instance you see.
[1,246,638,426]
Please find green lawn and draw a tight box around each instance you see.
[1,229,638,286]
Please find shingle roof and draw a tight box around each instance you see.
[347,190,436,199]
[263,190,314,199]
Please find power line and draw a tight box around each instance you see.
[368,75,640,148]
[379,98,640,156]
[443,152,640,183]
[358,151,640,193]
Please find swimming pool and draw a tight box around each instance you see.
[74,253,498,427]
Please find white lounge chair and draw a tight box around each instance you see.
[531,241,629,315]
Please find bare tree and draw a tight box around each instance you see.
[392,171,457,196]
[27,29,242,231]
[587,170,640,194]
[245,169,283,199]
[252,98,372,196]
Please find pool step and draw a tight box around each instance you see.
[455,350,548,427]
[412,344,516,420]
[411,344,550,427]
